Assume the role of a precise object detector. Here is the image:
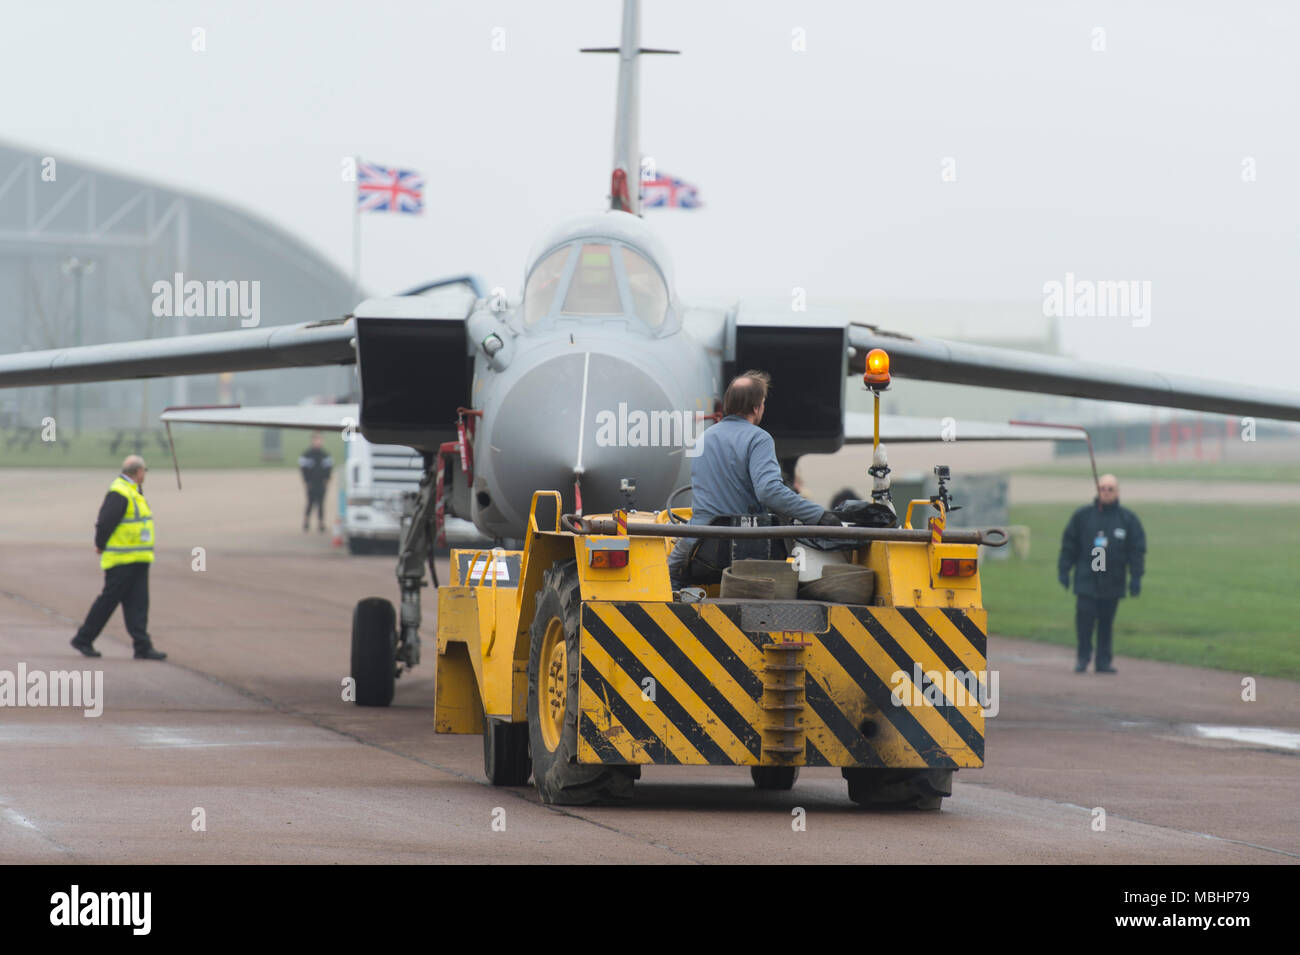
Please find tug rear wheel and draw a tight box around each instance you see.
[751,766,799,790]
[843,768,952,810]
[483,716,531,786]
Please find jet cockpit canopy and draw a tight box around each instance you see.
[520,211,677,335]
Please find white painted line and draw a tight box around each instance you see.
[2,807,41,832]
[1,797,73,855]
[1192,725,1300,750]
[574,350,591,472]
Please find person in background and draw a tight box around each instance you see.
[1057,473,1146,674]
[299,432,333,533]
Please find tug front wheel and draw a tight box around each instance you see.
[351,597,396,707]
[527,560,633,805]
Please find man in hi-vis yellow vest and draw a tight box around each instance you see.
[70,455,167,660]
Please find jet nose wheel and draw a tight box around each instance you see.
[351,597,396,706]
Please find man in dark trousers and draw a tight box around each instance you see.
[70,455,167,660]
[1057,473,1145,674]
[299,432,333,532]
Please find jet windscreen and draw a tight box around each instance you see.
[562,244,622,314]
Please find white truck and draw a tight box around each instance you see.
[343,435,424,554]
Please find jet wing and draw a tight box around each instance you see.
[0,275,483,391]
[847,323,1300,422]
[846,413,1085,444]
[160,404,359,431]
[0,317,355,388]
[0,288,474,454]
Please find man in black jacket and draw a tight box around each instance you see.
[299,432,333,533]
[1057,474,1146,674]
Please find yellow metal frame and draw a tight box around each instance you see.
[436,491,579,732]
[895,497,981,600]
[435,545,529,729]
[903,497,943,531]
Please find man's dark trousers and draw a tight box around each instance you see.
[1076,595,1119,670]
[74,563,151,653]
[304,488,325,527]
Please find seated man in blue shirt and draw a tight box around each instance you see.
[668,370,838,589]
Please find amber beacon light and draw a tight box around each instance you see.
[863,348,891,388]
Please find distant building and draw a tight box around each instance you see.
[0,142,356,434]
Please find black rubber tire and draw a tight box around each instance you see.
[527,560,634,805]
[842,768,952,810]
[351,597,396,707]
[347,537,371,556]
[751,766,799,790]
[483,716,531,786]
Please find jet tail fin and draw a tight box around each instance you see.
[581,0,678,215]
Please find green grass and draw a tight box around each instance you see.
[0,425,347,470]
[981,503,1300,680]
[1014,459,1300,483]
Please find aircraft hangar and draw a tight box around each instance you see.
[0,141,356,436]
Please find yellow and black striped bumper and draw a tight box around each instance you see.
[577,601,988,769]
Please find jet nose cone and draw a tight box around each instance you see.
[490,351,690,520]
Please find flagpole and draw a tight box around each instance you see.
[351,154,361,307]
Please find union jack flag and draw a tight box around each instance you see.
[642,173,701,209]
[357,160,424,214]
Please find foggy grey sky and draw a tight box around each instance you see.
[4,1,1297,389]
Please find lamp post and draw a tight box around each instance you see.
[61,257,96,436]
